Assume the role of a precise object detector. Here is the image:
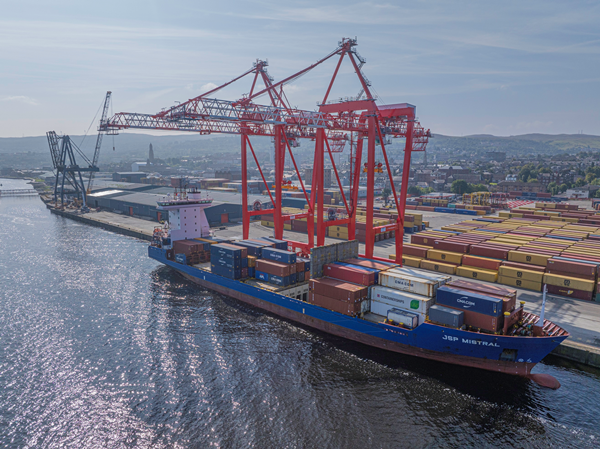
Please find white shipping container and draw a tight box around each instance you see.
[386,267,451,285]
[387,308,419,329]
[371,299,427,324]
[369,286,432,315]
[378,272,437,297]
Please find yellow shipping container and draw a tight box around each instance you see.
[261,220,274,227]
[283,223,292,230]
[247,256,256,268]
[426,249,464,265]
[420,259,457,275]
[543,273,595,292]
[456,266,498,283]
[388,254,422,267]
[498,266,544,283]
[550,216,579,223]
[508,251,551,267]
[498,275,542,291]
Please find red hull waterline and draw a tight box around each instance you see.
[181,272,536,377]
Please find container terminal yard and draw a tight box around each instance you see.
[35,38,600,388]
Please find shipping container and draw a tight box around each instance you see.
[508,251,551,267]
[402,255,423,267]
[426,249,464,265]
[211,263,242,279]
[386,267,451,285]
[461,255,503,271]
[543,273,595,292]
[261,247,297,264]
[498,266,544,283]
[256,259,293,277]
[369,285,433,314]
[456,266,498,283]
[377,272,437,297]
[387,308,420,329]
[343,258,397,272]
[322,263,376,286]
[309,278,369,301]
[443,305,503,332]
[428,305,464,328]
[419,259,457,275]
[309,292,366,316]
[436,286,503,317]
[210,243,242,260]
[497,275,542,292]
[546,284,594,301]
[258,237,288,250]
[546,258,597,278]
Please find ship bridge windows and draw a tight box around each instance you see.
[499,349,518,362]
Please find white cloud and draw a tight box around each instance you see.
[1,95,38,105]
[200,82,219,93]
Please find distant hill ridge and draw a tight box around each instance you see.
[1,132,599,158]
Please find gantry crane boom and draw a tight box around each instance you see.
[87,91,112,193]
[101,38,431,262]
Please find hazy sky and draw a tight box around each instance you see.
[1,0,599,138]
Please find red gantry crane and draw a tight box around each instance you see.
[101,38,430,264]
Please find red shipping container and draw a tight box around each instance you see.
[433,240,470,253]
[256,259,292,277]
[411,235,437,247]
[461,255,503,271]
[308,292,363,316]
[445,305,503,332]
[469,245,509,260]
[546,258,597,277]
[546,269,596,281]
[546,284,594,301]
[501,261,547,272]
[322,263,375,286]
[296,261,305,273]
[518,248,562,256]
[403,244,429,258]
[309,278,368,301]
[241,268,248,278]
[560,253,600,263]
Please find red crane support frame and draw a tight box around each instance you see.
[102,38,431,263]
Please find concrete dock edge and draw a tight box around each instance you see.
[551,341,600,369]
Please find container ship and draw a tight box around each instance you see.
[149,190,569,389]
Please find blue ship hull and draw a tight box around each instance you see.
[149,246,568,377]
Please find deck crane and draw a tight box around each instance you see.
[101,38,431,264]
[87,91,115,194]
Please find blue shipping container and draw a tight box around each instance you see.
[267,274,291,287]
[175,253,187,264]
[436,286,502,317]
[211,243,242,259]
[259,237,288,250]
[211,257,242,269]
[233,241,264,257]
[241,257,248,268]
[255,270,269,281]
[261,248,297,264]
[211,264,241,279]
[248,267,256,277]
[297,257,311,272]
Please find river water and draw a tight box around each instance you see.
[1,178,599,448]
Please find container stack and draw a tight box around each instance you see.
[255,247,298,287]
[397,204,600,301]
[434,286,505,333]
[210,243,247,280]
[369,268,447,328]
[173,239,211,265]
[308,277,369,317]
